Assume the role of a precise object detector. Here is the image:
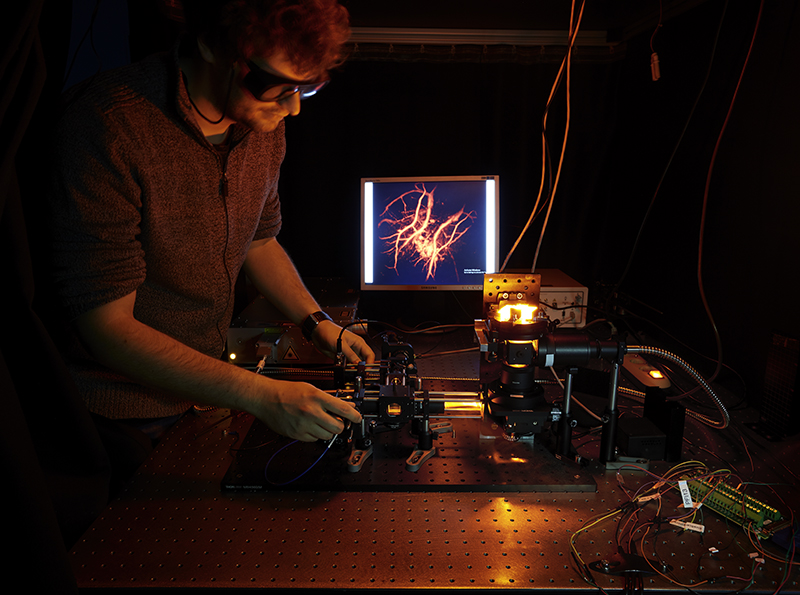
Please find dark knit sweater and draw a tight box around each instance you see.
[48,46,285,419]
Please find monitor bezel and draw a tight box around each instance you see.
[360,175,499,291]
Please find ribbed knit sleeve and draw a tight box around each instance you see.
[50,75,150,321]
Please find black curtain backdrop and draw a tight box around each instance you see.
[2,2,110,591]
[123,1,800,396]
[275,0,800,397]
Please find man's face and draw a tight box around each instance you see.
[225,51,314,133]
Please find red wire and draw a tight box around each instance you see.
[696,0,765,381]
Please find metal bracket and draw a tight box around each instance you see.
[405,447,436,472]
[347,446,373,473]
[604,455,651,471]
[430,420,454,436]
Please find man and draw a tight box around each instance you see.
[48,0,372,453]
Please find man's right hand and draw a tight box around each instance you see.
[251,378,362,442]
[75,292,361,443]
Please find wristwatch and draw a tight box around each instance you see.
[301,310,333,340]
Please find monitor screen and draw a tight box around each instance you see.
[361,175,499,291]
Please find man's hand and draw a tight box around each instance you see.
[312,320,375,364]
[251,378,361,442]
[74,292,361,443]
[243,239,376,365]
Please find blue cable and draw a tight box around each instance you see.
[264,436,335,486]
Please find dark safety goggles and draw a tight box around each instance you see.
[242,59,329,102]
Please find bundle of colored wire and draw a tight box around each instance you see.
[500,0,586,273]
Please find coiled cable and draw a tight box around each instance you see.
[627,345,730,429]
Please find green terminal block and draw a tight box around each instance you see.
[686,477,787,539]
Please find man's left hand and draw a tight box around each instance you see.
[313,320,375,364]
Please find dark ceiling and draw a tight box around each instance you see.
[345,0,710,45]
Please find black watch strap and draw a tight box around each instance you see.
[301,310,333,340]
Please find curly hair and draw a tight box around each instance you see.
[181,0,350,75]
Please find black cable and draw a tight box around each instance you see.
[603,300,748,402]
[608,0,730,303]
[62,0,103,90]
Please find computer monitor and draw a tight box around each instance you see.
[361,175,499,291]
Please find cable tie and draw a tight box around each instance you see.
[677,480,695,509]
[670,520,705,533]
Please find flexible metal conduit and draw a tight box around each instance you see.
[627,345,730,429]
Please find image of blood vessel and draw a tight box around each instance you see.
[378,184,476,281]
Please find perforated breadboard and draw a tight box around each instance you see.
[70,407,800,592]
[69,329,800,592]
